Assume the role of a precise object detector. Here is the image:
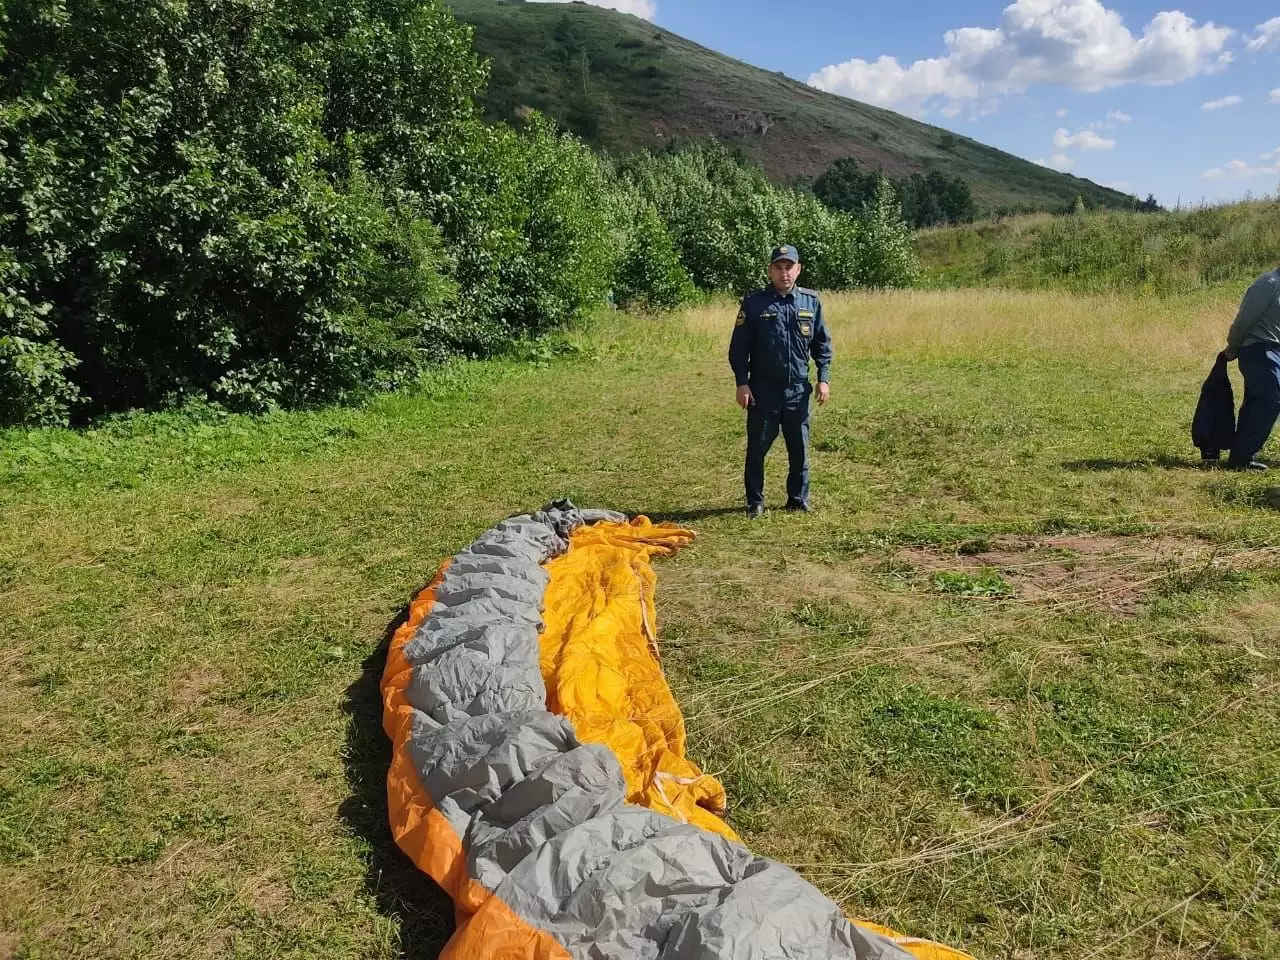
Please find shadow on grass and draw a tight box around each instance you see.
[1062,455,1207,472]
[339,604,454,959]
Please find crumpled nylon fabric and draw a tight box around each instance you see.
[380,501,974,960]
[539,518,734,840]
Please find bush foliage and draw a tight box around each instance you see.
[814,158,977,229]
[0,0,917,427]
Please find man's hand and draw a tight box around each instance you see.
[816,382,831,405]
[736,385,754,409]
[1224,347,1238,362]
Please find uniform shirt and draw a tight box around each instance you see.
[729,285,832,389]
[1227,269,1280,352]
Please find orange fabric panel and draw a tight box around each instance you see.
[441,892,572,960]
[382,566,473,902]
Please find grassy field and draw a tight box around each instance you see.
[918,201,1280,295]
[3,288,1279,959]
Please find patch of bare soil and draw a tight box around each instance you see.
[245,872,290,917]
[170,666,224,706]
[896,535,1257,615]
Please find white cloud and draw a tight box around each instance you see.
[808,55,981,115]
[529,0,656,20]
[1203,159,1280,180]
[808,0,1234,115]
[1247,17,1280,53]
[1056,107,1070,117]
[1041,153,1076,171]
[1101,180,1131,191]
[1054,127,1116,151]
[1108,110,1134,122]
[1203,148,1280,179]
[1271,89,1280,103]
[1202,95,1243,110]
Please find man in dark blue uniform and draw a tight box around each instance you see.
[729,245,833,518]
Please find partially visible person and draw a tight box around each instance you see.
[728,245,832,518]
[1224,267,1280,471]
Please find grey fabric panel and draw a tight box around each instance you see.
[659,868,914,960]
[445,553,553,585]
[461,537,552,563]
[400,500,923,960]
[403,622,541,670]
[405,655,545,725]
[434,570,549,608]
[497,807,743,923]
[406,710,579,815]
[467,744,628,892]
[428,595,544,624]
[498,809,913,960]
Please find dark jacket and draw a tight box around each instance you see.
[1192,352,1236,457]
[728,286,832,390]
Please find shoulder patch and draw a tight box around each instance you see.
[735,306,747,327]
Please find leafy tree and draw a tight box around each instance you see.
[0,0,480,420]
[815,158,974,228]
[612,197,695,311]
[852,177,919,288]
[812,158,879,218]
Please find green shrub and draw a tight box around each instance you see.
[850,177,919,289]
[419,115,621,354]
[0,0,482,420]
[620,143,916,295]
[0,255,79,427]
[612,198,695,311]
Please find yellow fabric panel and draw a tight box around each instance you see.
[539,518,975,960]
[857,924,977,960]
[539,517,736,842]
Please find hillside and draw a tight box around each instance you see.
[446,0,1136,214]
[916,200,1280,293]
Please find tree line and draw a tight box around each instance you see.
[811,159,977,229]
[0,0,918,428]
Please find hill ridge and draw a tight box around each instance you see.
[446,0,1135,214]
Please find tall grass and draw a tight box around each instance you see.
[683,286,1234,367]
[918,200,1280,295]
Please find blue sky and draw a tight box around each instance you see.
[542,0,1279,207]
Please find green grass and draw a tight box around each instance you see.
[445,0,1134,213]
[3,289,1280,959]
[918,200,1280,294]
